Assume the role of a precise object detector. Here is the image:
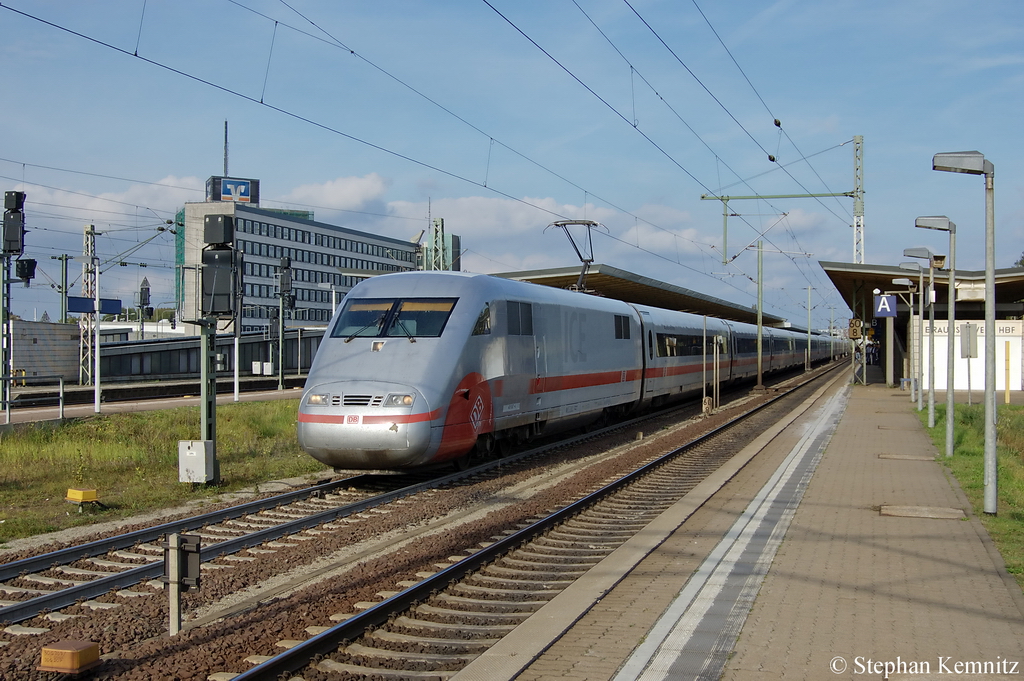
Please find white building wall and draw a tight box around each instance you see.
[916,317,1023,391]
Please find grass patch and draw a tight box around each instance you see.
[920,403,1024,591]
[0,400,331,545]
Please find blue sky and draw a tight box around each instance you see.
[2,0,1022,330]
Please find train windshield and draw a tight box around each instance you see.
[331,298,458,339]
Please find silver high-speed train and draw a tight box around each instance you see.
[297,271,836,469]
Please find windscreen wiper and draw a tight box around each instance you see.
[391,316,417,343]
[344,315,385,343]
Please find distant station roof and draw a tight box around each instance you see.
[495,264,786,326]
[819,261,1024,317]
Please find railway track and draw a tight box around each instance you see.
[223,367,838,680]
[314,445,738,680]
[0,371,736,627]
[0,363,840,679]
[0,472,438,625]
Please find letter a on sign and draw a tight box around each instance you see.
[874,294,897,318]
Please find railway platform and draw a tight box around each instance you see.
[455,365,1024,681]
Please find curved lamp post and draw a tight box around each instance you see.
[904,247,941,428]
[916,216,956,457]
[899,261,925,410]
[933,151,996,515]
[892,277,917,395]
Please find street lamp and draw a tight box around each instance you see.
[916,216,956,458]
[899,261,924,410]
[892,277,917,398]
[933,150,996,515]
[317,282,341,316]
[904,247,940,427]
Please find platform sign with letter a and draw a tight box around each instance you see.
[873,294,897,318]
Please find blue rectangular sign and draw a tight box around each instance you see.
[99,298,122,315]
[67,297,122,315]
[874,294,897,318]
[68,296,93,313]
[220,179,251,203]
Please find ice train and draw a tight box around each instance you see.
[297,271,836,469]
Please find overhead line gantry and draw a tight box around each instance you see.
[701,136,865,265]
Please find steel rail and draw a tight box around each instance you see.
[0,426,602,625]
[233,369,824,681]
[2,379,685,583]
[0,364,838,627]
[0,467,475,624]
[0,475,372,582]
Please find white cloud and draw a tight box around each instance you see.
[105,175,205,212]
[279,174,390,210]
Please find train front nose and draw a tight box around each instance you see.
[297,382,436,468]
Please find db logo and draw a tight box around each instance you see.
[470,395,485,432]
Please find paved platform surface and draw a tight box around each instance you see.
[499,371,1024,680]
[721,379,1024,680]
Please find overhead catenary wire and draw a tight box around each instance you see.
[0,3,845,328]
[570,0,814,268]
[0,157,427,226]
[267,0,721,259]
[623,0,853,229]
[574,0,859,321]
[689,0,852,221]
[484,0,833,318]
[0,2,733,296]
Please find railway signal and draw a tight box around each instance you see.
[201,215,238,317]
[2,191,25,256]
[15,258,36,286]
[191,214,242,486]
[2,191,27,422]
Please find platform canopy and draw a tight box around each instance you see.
[819,261,1024,319]
[495,264,786,327]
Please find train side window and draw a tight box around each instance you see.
[507,301,533,336]
[472,303,491,335]
[507,302,521,335]
[654,332,705,357]
[521,303,533,335]
[614,314,631,339]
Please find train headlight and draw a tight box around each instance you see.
[306,393,330,406]
[384,394,414,407]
